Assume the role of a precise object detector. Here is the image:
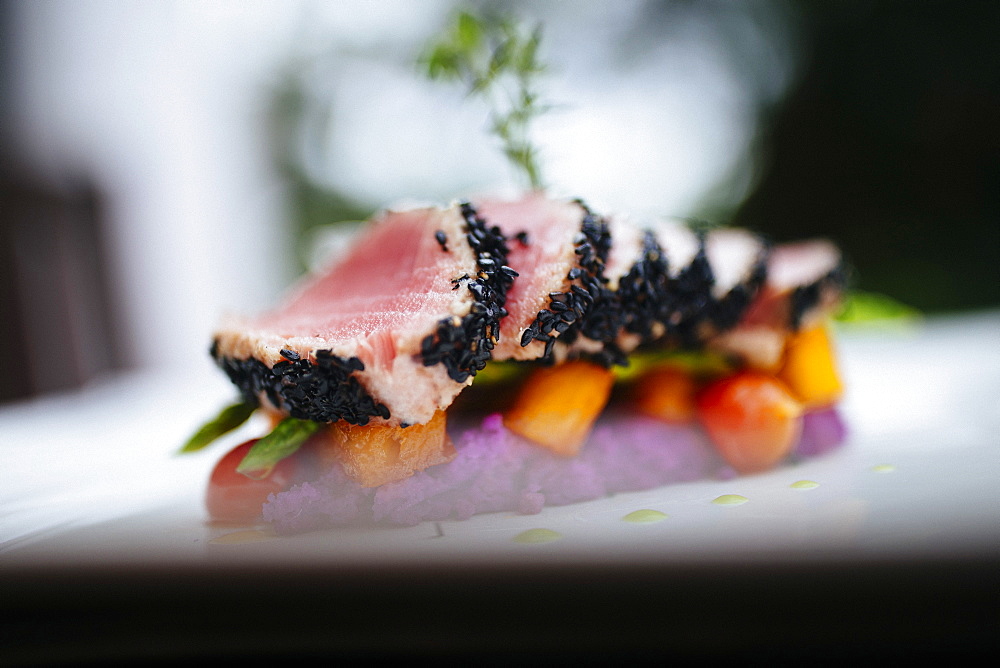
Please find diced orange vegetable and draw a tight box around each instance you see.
[778,324,843,408]
[697,371,803,474]
[322,410,455,487]
[635,366,697,424]
[263,408,286,429]
[504,360,614,456]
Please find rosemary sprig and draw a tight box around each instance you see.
[421,10,549,190]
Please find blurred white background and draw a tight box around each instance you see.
[2,0,800,399]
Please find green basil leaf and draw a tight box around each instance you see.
[612,349,734,383]
[236,417,322,480]
[180,401,256,453]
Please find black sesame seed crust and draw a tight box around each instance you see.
[518,199,629,366]
[649,231,770,349]
[789,262,848,330]
[434,229,448,252]
[211,203,515,424]
[419,202,515,383]
[706,242,769,331]
[660,233,714,347]
[616,229,670,343]
[513,206,772,367]
[209,204,512,426]
[211,343,390,426]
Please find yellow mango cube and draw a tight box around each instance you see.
[778,325,843,408]
[504,360,614,456]
[323,410,455,487]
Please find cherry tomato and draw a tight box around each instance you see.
[696,372,803,474]
[205,439,301,523]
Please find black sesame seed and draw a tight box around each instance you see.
[212,347,388,425]
[520,199,620,366]
[616,229,670,342]
[418,202,514,383]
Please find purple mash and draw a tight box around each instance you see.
[262,410,846,534]
[793,407,848,458]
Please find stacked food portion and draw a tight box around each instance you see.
[196,192,848,530]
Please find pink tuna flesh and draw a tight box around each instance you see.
[472,193,593,361]
[211,203,512,426]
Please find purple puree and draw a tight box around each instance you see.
[262,408,847,534]
[793,407,848,458]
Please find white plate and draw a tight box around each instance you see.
[2,311,998,662]
[2,310,997,569]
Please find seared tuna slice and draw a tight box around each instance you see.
[746,239,845,331]
[634,217,708,347]
[594,215,660,357]
[579,218,767,357]
[702,227,770,330]
[611,224,664,342]
[474,194,613,363]
[586,218,770,355]
[211,202,513,427]
[541,201,627,366]
[648,223,768,348]
[561,213,667,364]
[709,239,845,369]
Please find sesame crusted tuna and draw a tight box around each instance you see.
[532,200,627,365]
[700,227,770,331]
[709,239,845,369]
[624,220,769,349]
[542,209,644,367]
[470,196,774,367]
[748,239,845,331]
[209,192,841,426]
[607,216,667,348]
[570,217,769,359]
[211,202,513,427]
[472,193,610,363]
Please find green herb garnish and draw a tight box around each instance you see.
[421,9,550,190]
[180,401,256,453]
[235,417,322,479]
[612,349,735,382]
[835,290,922,325]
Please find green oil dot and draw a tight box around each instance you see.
[622,509,668,524]
[872,464,896,473]
[513,528,562,544]
[208,530,272,545]
[791,480,820,490]
[712,494,749,506]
